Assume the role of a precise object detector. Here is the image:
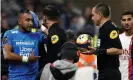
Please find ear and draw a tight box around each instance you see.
[98,12,103,18]
[18,19,21,24]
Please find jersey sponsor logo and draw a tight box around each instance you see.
[51,35,59,44]
[16,41,34,45]
[110,30,118,39]
[19,47,33,57]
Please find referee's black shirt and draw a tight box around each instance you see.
[97,20,122,70]
[47,23,67,63]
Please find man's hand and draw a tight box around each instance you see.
[28,52,41,63]
[88,46,107,55]
[41,24,48,35]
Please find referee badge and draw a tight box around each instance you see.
[51,35,59,44]
[110,30,118,39]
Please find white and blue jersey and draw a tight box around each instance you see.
[2,28,47,79]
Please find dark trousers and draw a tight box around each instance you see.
[98,68,121,80]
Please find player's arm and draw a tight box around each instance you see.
[3,44,40,62]
[2,30,40,62]
[3,44,22,61]
[2,30,22,61]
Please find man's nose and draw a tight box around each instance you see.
[125,20,129,24]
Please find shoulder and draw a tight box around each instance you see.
[103,21,119,34]
[41,63,51,74]
[119,32,125,36]
[4,28,18,36]
[10,28,19,34]
[103,21,118,31]
[4,30,11,36]
[51,26,65,33]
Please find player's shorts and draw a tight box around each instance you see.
[98,68,121,80]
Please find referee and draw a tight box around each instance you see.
[43,5,67,63]
[92,3,122,80]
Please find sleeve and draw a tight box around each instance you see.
[50,30,66,45]
[104,26,122,49]
[2,30,13,46]
[49,29,67,53]
[40,63,52,80]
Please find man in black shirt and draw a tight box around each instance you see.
[43,5,67,63]
[92,3,122,80]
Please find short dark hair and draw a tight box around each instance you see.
[43,5,60,20]
[18,9,31,19]
[121,10,133,19]
[95,3,110,18]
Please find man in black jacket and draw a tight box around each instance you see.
[92,3,122,80]
[42,5,67,63]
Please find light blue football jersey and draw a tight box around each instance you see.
[2,28,47,78]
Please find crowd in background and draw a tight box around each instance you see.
[1,0,95,33]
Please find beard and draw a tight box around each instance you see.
[123,24,132,30]
[22,26,31,32]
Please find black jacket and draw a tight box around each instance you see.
[46,23,67,63]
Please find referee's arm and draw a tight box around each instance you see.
[97,26,122,55]
[105,27,122,55]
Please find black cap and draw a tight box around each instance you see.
[59,42,79,63]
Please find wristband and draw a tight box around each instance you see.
[41,25,46,31]
[22,56,29,63]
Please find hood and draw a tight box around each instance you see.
[53,60,78,74]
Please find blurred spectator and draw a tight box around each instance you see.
[60,1,76,30]
[69,13,80,32]
[2,0,21,15]
[1,12,9,80]
[1,13,9,35]
[77,6,95,36]
[83,7,93,26]
[65,29,75,41]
